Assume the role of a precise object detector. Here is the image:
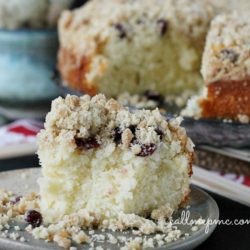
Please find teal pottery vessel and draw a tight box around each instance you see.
[0,29,60,104]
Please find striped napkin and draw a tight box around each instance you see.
[0,119,42,159]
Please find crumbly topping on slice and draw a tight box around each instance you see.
[202,12,250,83]
[38,94,193,158]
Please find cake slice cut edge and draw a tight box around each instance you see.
[37,94,194,227]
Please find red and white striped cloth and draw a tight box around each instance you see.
[218,172,250,188]
[0,119,250,189]
[0,119,42,159]
[0,119,42,147]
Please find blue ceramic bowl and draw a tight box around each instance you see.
[0,29,60,104]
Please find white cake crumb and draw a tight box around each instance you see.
[20,237,26,242]
[72,231,89,244]
[9,232,20,240]
[122,237,142,250]
[237,114,250,124]
[14,225,21,231]
[143,238,154,248]
[191,226,199,232]
[107,233,118,244]
[96,246,104,250]
[53,234,72,249]
[1,232,7,238]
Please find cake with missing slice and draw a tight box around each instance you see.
[37,94,194,225]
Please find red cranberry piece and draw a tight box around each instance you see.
[129,125,136,135]
[220,49,238,63]
[113,127,122,144]
[155,129,164,140]
[114,23,127,39]
[10,196,22,205]
[157,19,168,36]
[136,143,157,157]
[128,125,138,144]
[24,210,43,228]
[75,137,100,150]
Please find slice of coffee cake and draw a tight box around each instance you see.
[38,94,193,225]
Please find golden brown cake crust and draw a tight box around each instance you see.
[58,48,97,95]
[200,80,250,120]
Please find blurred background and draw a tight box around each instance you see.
[0,2,249,250]
[0,0,87,124]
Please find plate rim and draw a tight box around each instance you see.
[164,186,219,250]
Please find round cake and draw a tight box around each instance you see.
[37,94,194,225]
[58,0,223,97]
[57,0,250,123]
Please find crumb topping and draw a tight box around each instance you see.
[202,13,250,83]
[117,92,163,110]
[38,94,193,157]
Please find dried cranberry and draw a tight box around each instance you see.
[24,210,43,228]
[157,19,168,36]
[75,137,100,150]
[155,129,164,140]
[10,196,22,205]
[220,49,238,63]
[144,90,164,105]
[113,127,122,144]
[127,125,138,144]
[136,143,157,157]
[114,23,127,39]
[129,125,137,135]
